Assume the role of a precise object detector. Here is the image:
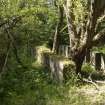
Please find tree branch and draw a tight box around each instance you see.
[82,78,99,90]
[95,14,105,32]
[92,28,105,46]
[5,29,27,69]
[1,42,12,73]
[63,4,77,38]
[0,15,24,28]
[83,0,105,46]
[63,0,78,49]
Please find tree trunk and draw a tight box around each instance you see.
[95,53,101,70]
[52,6,64,53]
[71,47,86,74]
[85,49,91,63]
[52,24,60,53]
[0,54,6,72]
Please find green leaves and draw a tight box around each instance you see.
[71,0,88,25]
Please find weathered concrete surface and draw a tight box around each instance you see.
[36,46,75,83]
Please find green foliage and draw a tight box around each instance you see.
[64,70,79,86]
[0,62,49,105]
[0,0,57,73]
[82,63,95,74]
[63,61,77,84]
[0,62,95,105]
[0,0,105,105]
[92,46,105,54]
[70,0,88,25]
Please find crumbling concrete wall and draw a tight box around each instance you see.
[36,46,75,83]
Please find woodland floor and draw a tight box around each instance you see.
[0,62,105,105]
[77,84,105,105]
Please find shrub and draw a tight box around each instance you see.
[81,63,95,75]
[63,61,77,84]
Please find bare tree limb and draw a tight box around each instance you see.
[1,42,12,73]
[82,78,99,90]
[0,15,24,28]
[63,3,78,49]
[52,5,64,53]
[5,29,27,69]
[93,28,105,45]
[95,14,105,32]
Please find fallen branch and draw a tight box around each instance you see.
[82,78,99,91]
[95,80,105,85]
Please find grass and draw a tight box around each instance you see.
[0,61,105,105]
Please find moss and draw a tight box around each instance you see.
[36,46,71,63]
[63,61,76,83]
[36,46,51,63]
[36,46,51,54]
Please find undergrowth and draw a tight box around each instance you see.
[0,61,104,105]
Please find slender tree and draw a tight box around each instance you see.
[52,1,64,53]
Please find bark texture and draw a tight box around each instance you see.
[64,0,105,73]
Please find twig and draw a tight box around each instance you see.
[1,43,11,72]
